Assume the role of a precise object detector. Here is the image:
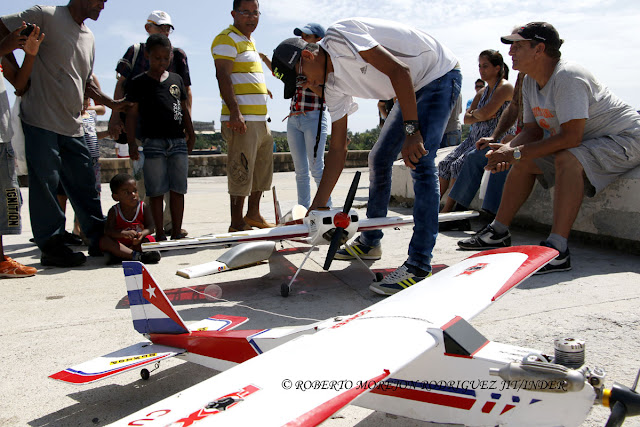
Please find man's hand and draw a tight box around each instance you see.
[401,132,427,170]
[110,98,134,113]
[476,136,497,151]
[108,115,124,139]
[0,23,28,54]
[485,143,515,173]
[128,143,140,161]
[227,110,247,134]
[22,25,44,56]
[121,230,138,240]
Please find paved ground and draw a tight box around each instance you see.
[2,168,639,426]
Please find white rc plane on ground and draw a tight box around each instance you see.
[141,172,478,296]
[50,245,640,426]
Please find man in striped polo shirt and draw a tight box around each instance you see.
[211,0,274,233]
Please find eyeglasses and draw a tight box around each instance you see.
[235,10,261,18]
[296,56,307,86]
[152,23,173,34]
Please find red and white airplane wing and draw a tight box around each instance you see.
[110,246,556,426]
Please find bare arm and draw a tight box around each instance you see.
[182,98,195,153]
[258,52,272,71]
[185,85,192,115]
[485,119,585,172]
[214,58,246,134]
[85,77,131,112]
[465,81,514,124]
[125,103,140,160]
[309,115,349,210]
[359,45,426,170]
[108,76,127,137]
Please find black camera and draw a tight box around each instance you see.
[20,23,35,37]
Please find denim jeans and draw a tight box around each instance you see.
[286,110,330,208]
[22,121,105,249]
[448,146,508,215]
[142,138,189,197]
[361,69,462,272]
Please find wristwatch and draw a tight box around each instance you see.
[513,146,522,161]
[404,120,420,136]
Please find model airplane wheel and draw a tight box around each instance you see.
[140,368,150,381]
[280,283,289,297]
[375,272,384,282]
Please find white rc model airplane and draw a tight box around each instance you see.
[141,171,478,296]
[50,246,640,426]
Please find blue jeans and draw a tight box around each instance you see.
[142,138,189,197]
[448,146,508,215]
[287,110,330,208]
[361,69,462,272]
[22,121,105,248]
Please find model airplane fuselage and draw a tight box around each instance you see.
[50,246,640,426]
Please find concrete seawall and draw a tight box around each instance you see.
[391,146,640,252]
[98,150,371,183]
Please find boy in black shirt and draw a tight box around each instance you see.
[126,34,195,241]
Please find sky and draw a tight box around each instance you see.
[4,0,640,133]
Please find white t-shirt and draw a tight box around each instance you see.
[523,60,640,140]
[319,18,458,122]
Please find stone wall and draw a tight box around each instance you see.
[99,150,371,183]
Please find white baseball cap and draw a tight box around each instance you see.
[147,10,174,29]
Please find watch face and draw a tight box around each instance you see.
[514,148,522,160]
[405,123,416,135]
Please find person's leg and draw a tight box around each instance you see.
[481,170,508,215]
[99,234,134,259]
[142,138,171,239]
[407,69,462,272]
[165,138,189,239]
[551,150,585,238]
[230,195,247,230]
[286,115,311,207]
[21,122,66,248]
[494,158,542,227]
[58,133,105,250]
[224,123,255,230]
[302,110,330,207]
[245,122,274,226]
[447,147,490,209]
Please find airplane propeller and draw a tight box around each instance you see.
[323,171,361,271]
[604,369,640,427]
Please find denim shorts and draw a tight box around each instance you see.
[142,138,188,197]
[0,142,22,235]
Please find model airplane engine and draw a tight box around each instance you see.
[304,208,359,246]
[490,337,606,395]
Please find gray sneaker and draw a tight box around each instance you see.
[369,263,431,296]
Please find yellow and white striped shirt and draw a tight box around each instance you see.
[211,25,268,122]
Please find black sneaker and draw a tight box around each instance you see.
[40,239,86,267]
[458,224,511,250]
[62,231,83,246]
[141,251,162,264]
[534,241,571,275]
[105,252,124,265]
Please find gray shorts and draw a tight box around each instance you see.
[0,143,22,235]
[534,132,640,197]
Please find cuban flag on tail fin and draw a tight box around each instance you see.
[123,261,189,334]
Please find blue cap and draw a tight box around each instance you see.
[293,23,325,39]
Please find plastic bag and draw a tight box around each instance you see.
[479,169,490,200]
[132,150,144,180]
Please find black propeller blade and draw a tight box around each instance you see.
[323,171,361,271]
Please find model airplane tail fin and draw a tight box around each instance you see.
[123,261,189,335]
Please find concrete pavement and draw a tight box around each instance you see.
[2,169,639,426]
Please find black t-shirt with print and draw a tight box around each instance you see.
[127,72,187,139]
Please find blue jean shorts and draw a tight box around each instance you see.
[0,142,22,235]
[142,138,188,197]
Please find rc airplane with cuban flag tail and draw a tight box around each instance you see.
[142,171,479,296]
[50,246,640,426]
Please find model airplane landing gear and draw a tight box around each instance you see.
[140,362,161,381]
